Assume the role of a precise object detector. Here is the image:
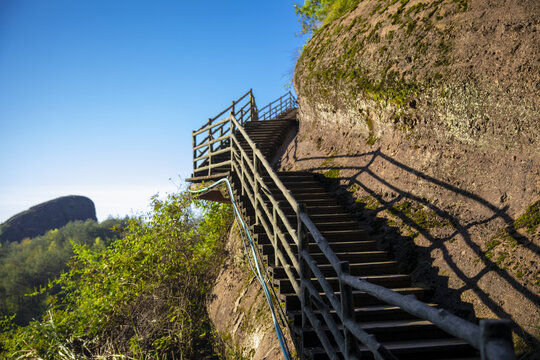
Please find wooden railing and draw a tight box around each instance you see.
[257,91,296,121]
[192,90,254,178]
[191,92,515,360]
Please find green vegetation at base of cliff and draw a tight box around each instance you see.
[0,218,127,326]
[0,192,233,360]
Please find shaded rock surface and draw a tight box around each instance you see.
[0,195,97,243]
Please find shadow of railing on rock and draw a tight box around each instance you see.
[283,145,539,348]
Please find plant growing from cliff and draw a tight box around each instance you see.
[0,191,233,359]
[294,0,361,35]
[514,200,540,233]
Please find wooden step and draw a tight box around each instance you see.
[263,174,315,181]
[271,261,400,279]
[309,251,389,264]
[279,205,348,215]
[289,303,439,326]
[259,240,378,255]
[306,338,478,360]
[284,287,426,311]
[259,196,339,208]
[267,185,326,194]
[267,180,323,189]
[252,226,369,242]
[300,319,453,347]
[265,250,389,267]
[277,274,411,294]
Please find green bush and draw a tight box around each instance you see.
[295,0,361,35]
[0,191,233,359]
[0,218,127,326]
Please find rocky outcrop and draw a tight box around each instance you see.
[295,0,539,156]
[0,195,97,243]
[289,0,539,353]
[208,223,294,359]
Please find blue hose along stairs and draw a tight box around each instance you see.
[188,91,515,360]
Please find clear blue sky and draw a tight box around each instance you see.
[0,1,305,222]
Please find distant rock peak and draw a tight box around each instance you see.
[0,195,97,243]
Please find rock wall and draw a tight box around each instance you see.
[208,223,295,359]
[289,0,539,353]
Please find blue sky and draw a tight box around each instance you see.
[0,1,305,222]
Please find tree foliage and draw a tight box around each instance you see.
[294,0,361,35]
[0,218,127,326]
[0,191,233,359]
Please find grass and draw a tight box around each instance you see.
[323,168,341,179]
[365,114,378,145]
[514,200,540,233]
[354,196,381,210]
[320,155,336,167]
[479,201,540,285]
[496,252,508,267]
[389,201,449,230]
[484,239,501,260]
[366,135,378,145]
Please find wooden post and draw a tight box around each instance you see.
[240,149,245,197]
[480,319,515,360]
[250,89,258,122]
[208,128,213,176]
[339,261,359,359]
[289,91,293,108]
[192,130,196,173]
[253,154,259,226]
[273,201,280,267]
[297,203,311,359]
[230,118,234,173]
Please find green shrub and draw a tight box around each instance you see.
[295,0,362,35]
[0,191,233,359]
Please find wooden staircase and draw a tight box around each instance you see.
[189,91,515,360]
[231,124,479,359]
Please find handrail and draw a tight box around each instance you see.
[190,91,515,360]
[229,113,395,359]
[195,89,253,132]
[258,91,296,121]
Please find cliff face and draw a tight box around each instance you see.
[207,224,294,359]
[0,195,97,243]
[289,0,539,352]
[295,0,539,155]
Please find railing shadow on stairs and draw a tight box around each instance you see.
[188,90,516,360]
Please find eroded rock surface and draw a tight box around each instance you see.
[290,0,539,353]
